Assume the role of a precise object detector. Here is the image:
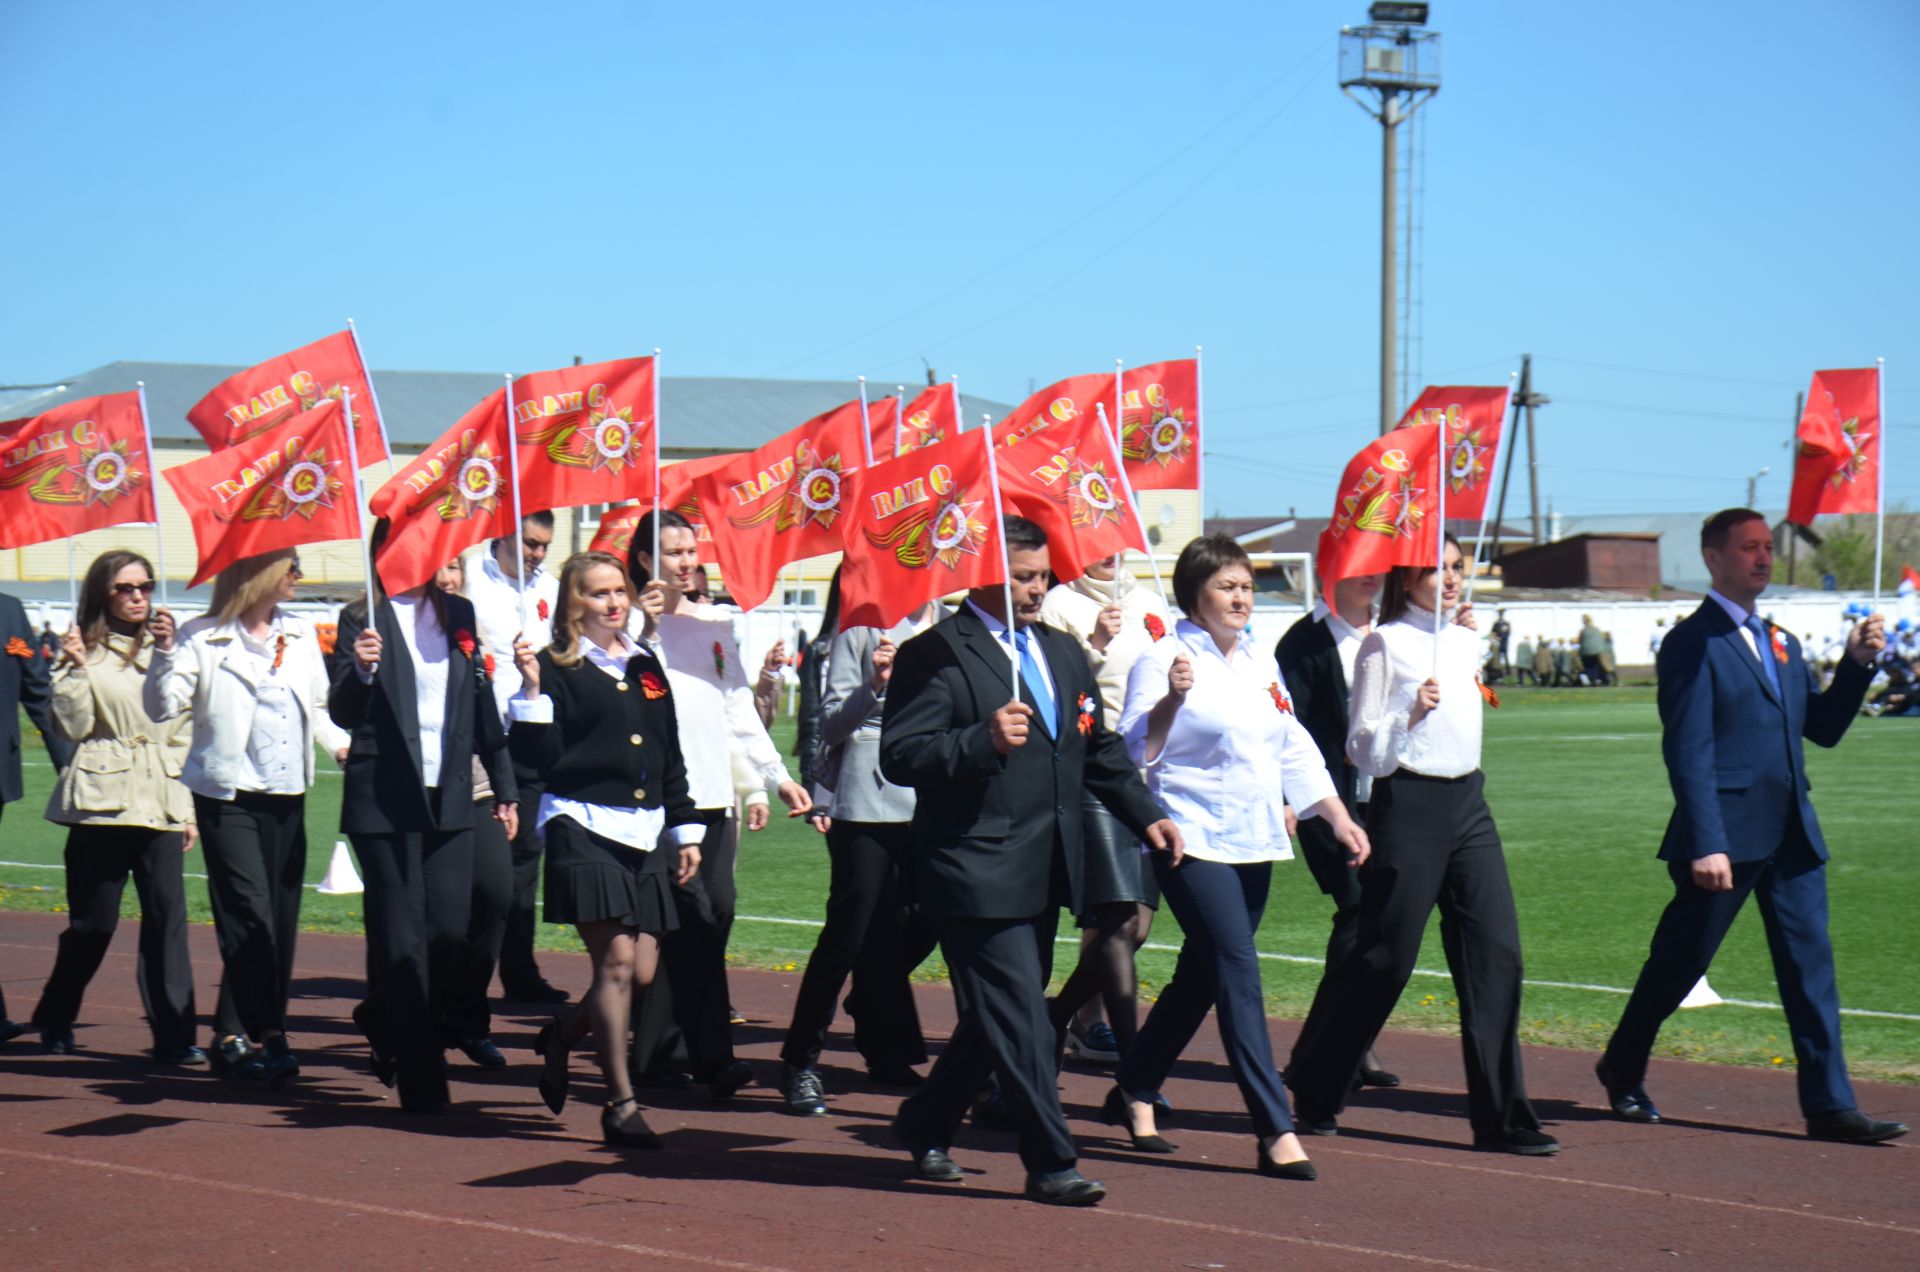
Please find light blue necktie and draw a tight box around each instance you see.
[1015,628,1057,736]
[1744,614,1781,698]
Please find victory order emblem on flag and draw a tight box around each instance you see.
[730,434,850,536]
[1316,423,1443,587]
[186,328,388,464]
[0,390,157,549]
[367,389,511,595]
[1789,366,1882,526]
[839,430,1007,630]
[1118,359,1200,489]
[1395,384,1508,519]
[511,358,658,513]
[863,463,990,570]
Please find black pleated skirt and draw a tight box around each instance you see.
[1076,790,1161,922]
[541,814,679,934]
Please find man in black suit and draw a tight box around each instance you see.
[880,517,1180,1206]
[1276,573,1396,1089]
[1,590,74,1044]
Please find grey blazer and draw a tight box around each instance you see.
[816,617,929,822]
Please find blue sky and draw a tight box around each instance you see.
[3,0,1914,520]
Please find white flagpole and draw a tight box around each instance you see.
[345,318,394,462]
[342,390,374,602]
[857,376,874,468]
[134,380,171,610]
[1433,424,1447,679]
[1195,343,1207,525]
[894,385,907,458]
[1096,401,1171,611]
[1463,370,1520,607]
[67,535,77,617]
[978,416,1021,702]
[503,373,529,634]
[1873,356,1886,612]
[1113,357,1128,610]
[651,347,663,585]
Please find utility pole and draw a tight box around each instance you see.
[1339,4,1441,434]
[1523,369,1548,544]
[1489,357,1526,564]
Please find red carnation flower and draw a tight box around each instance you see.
[1268,682,1292,714]
[536,598,550,622]
[1144,614,1167,641]
[454,628,477,658]
[640,671,669,700]
[482,653,497,678]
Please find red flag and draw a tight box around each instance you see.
[692,400,874,610]
[0,391,158,549]
[511,357,658,515]
[187,329,387,464]
[1118,359,1201,492]
[657,452,739,565]
[893,381,963,457]
[1316,424,1443,587]
[367,389,512,595]
[164,399,363,586]
[1396,384,1509,522]
[1788,367,1881,525]
[993,373,1116,452]
[1900,564,1920,594]
[995,407,1146,581]
[840,430,1007,629]
[588,503,646,560]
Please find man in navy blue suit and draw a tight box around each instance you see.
[1597,509,1905,1144]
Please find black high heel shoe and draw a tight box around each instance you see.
[1101,1087,1177,1153]
[602,1097,664,1150]
[1257,1136,1317,1181]
[534,1020,570,1115]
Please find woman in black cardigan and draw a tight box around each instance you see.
[511,551,703,1148]
[330,520,517,1113]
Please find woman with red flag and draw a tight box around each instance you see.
[328,519,518,1113]
[1285,534,1557,1156]
[144,550,350,1084]
[511,551,703,1148]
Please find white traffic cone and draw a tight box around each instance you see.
[316,840,363,895]
[1678,976,1724,1009]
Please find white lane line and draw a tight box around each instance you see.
[0,1147,802,1272]
[0,860,326,892]
[4,881,1917,1024]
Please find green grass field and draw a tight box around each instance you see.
[5,688,1916,1082]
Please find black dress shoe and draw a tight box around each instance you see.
[865,1065,925,1088]
[602,1098,665,1149]
[707,1058,754,1101]
[258,1036,299,1085]
[502,979,570,1004]
[352,1003,398,1087]
[0,1018,29,1045]
[533,1020,570,1115]
[1594,1059,1660,1123]
[450,1036,508,1069]
[1806,1110,1909,1144]
[1024,1169,1106,1206]
[40,1028,79,1055]
[398,1072,450,1114]
[780,1064,828,1116]
[1357,1065,1401,1089]
[152,1045,209,1067]
[1256,1152,1317,1181]
[634,1068,695,1090]
[1102,1087,1177,1153]
[1290,1094,1339,1136]
[1474,1128,1560,1156]
[209,1035,266,1080]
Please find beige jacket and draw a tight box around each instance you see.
[47,633,194,829]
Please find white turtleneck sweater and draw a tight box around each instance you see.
[1346,603,1484,780]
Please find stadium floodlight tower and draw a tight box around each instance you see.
[1340,3,1442,435]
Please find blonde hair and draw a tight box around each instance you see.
[211,548,297,622]
[548,551,634,668]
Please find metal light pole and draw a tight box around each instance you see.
[1746,465,1771,511]
[1340,3,1441,434]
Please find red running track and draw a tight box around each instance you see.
[0,911,1914,1271]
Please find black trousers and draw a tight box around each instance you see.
[497,770,547,988]
[632,808,738,1079]
[1287,771,1539,1141]
[779,820,934,1072]
[195,791,306,1042]
[350,823,475,1095]
[1119,857,1294,1137]
[896,911,1074,1175]
[32,824,196,1051]
[1287,800,1378,1071]
[445,807,513,1040]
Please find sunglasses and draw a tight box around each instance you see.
[112,580,158,596]
[287,561,305,580]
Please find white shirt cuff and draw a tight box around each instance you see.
[355,663,376,685]
[509,694,554,724]
[668,822,705,846]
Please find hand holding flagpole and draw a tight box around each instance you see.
[134,380,170,610]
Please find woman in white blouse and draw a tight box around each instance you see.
[145,549,350,1084]
[1284,533,1557,1156]
[1111,535,1369,1181]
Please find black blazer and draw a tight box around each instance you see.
[506,643,699,832]
[879,604,1164,921]
[0,591,71,803]
[1275,613,1360,809]
[328,593,515,835]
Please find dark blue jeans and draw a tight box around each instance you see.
[1118,856,1294,1138]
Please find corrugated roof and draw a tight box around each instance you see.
[0,360,1009,456]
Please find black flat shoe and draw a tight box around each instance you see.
[352,1003,398,1088]
[258,1036,299,1085]
[1474,1128,1560,1156]
[1024,1169,1106,1206]
[0,1019,29,1046]
[602,1098,664,1150]
[1357,1065,1401,1089]
[450,1036,507,1069]
[534,1020,570,1115]
[209,1035,266,1081]
[707,1058,754,1102]
[1594,1059,1660,1124]
[1256,1152,1317,1181]
[1101,1087,1176,1153]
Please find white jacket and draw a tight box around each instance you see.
[143,610,350,801]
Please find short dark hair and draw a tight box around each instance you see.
[1003,515,1047,553]
[628,509,695,577]
[1171,533,1253,614]
[1700,507,1767,551]
[524,510,555,532]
